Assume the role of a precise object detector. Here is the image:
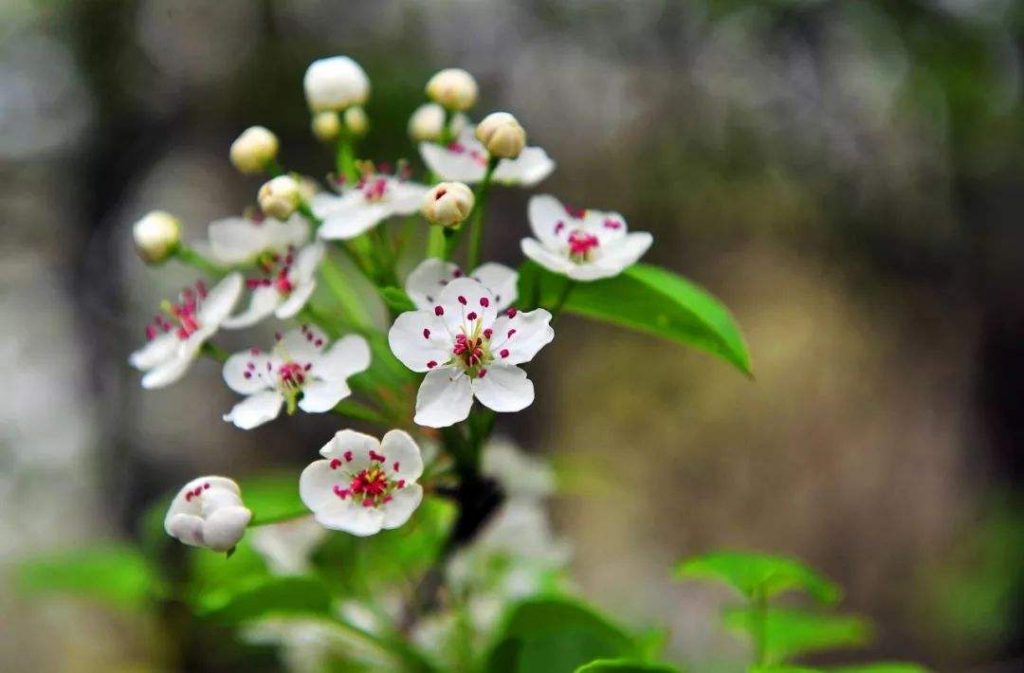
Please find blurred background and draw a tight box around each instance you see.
[2,0,1023,670]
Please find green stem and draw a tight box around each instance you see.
[752,586,767,665]
[200,341,228,363]
[249,510,310,526]
[465,158,499,271]
[319,254,373,330]
[336,135,359,184]
[175,245,226,278]
[331,399,390,426]
[426,225,446,259]
[265,159,285,178]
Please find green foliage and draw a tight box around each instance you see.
[518,262,751,376]
[484,596,642,673]
[380,286,417,313]
[748,667,823,673]
[724,607,871,663]
[201,576,334,624]
[674,551,841,603]
[16,543,164,611]
[241,473,307,526]
[575,659,682,673]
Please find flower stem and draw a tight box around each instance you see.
[336,135,359,184]
[200,341,228,363]
[465,157,499,271]
[752,586,768,665]
[175,245,226,278]
[318,254,373,330]
[249,510,311,527]
[426,225,446,259]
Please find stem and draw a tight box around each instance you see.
[336,135,359,184]
[318,253,373,330]
[331,399,390,426]
[465,158,498,271]
[549,278,576,320]
[175,246,226,278]
[265,159,285,178]
[426,225,446,259]
[752,586,767,665]
[200,341,228,363]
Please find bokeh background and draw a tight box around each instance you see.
[2,0,1023,671]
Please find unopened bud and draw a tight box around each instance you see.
[344,106,369,137]
[408,103,469,142]
[229,126,279,174]
[133,211,181,264]
[311,111,341,142]
[304,56,370,112]
[421,182,475,227]
[475,112,526,159]
[258,175,301,220]
[426,68,478,112]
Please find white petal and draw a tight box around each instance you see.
[315,499,386,536]
[381,484,423,530]
[419,142,487,183]
[197,273,244,327]
[493,147,555,186]
[470,263,518,311]
[405,258,460,310]
[380,430,423,481]
[293,242,325,283]
[224,391,285,430]
[166,513,206,546]
[471,364,534,413]
[583,207,629,245]
[414,368,474,428]
[317,334,371,380]
[388,312,452,373]
[594,232,653,275]
[321,429,381,469]
[528,194,572,248]
[308,192,346,219]
[267,215,311,250]
[521,238,574,275]
[208,217,269,265]
[489,309,554,365]
[566,261,623,282]
[141,349,196,389]
[318,203,390,240]
[275,280,317,319]
[386,181,431,214]
[222,286,281,329]
[436,277,497,333]
[202,505,252,551]
[299,459,339,513]
[165,476,241,520]
[223,350,275,394]
[297,380,351,413]
[277,325,328,362]
[129,332,178,371]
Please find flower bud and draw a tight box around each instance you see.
[133,210,181,264]
[344,106,369,137]
[304,56,370,112]
[408,103,469,142]
[229,126,279,174]
[421,182,475,227]
[426,68,478,112]
[311,111,341,142]
[258,175,301,220]
[475,112,526,159]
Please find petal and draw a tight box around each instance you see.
[223,391,285,430]
[208,217,268,265]
[314,499,386,537]
[129,332,178,371]
[380,430,423,481]
[166,513,205,546]
[197,272,244,327]
[594,232,653,274]
[202,505,252,551]
[299,459,338,513]
[472,364,535,413]
[489,309,554,365]
[277,325,328,362]
[414,368,474,428]
[567,261,623,282]
[521,238,574,276]
[381,484,423,530]
[493,146,555,186]
[405,258,460,310]
[293,242,325,283]
[267,214,311,250]
[223,350,275,394]
[386,181,430,214]
[436,277,497,333]
[318,203,390,240]
[321,429,381,474]
[297,380,351,413]
[140,349,196,389]
[275,280,317,319]
[470,263,518,311]
[528,194,571,248]
[419,142,487,183]
[221,286,281,329]
[388,311,452,373]
[583,207,629,245]
[317,334,371,380]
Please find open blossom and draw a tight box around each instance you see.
[199,214,309,267]
[222,243,324,329]
[300,429,424,536]
[388,277,554,428]
[405,258,518,313]
[419,127,555,187]
[129,273,243,389]
[223,325,371,430]
[310,172,429,240]
[521,194,653,281]
[164,476,252,552]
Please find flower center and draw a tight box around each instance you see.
[359,176,390,202]
[246,247,296,296]
[330,451,407,508]
[567,230,600,262]
[145,280,208,341]
[447,141,489,166]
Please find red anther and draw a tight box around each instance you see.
[508,328,517,337]
[458,295,467,305]
[204,482,210,489]
[500,349,510,358]
[393,461,400,471]
[467,311,477,321]
[604,218,622,229]
[452,268,463,277]
[506,308,518,318]
[480,297,490,307]
[423,328,431,339]
[434,306,444,316]
[397,479,405,489]
[435,188,447,198]
[344,451,353,462]
[483,328,493,339]
[330,458,342,469]
[145,325,156,341]
[554,221,565,235]
[369,450,385,462]
[427,360,438,368]
[478,368,488,378]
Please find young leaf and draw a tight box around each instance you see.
[674,551,841,603]
[575,659,682,673]
[724,607,872,664]
[518,262,751,376]
[380,286,417,313]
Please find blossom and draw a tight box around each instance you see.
[230,126,279,174]
[129,273,243,389]
[249,516,327,576]
[426,68,478,111]
[481,437,555,500]
[408,102,468,142]
[521,194,653,281]
[259,175,302,220]
[475,112,525,159]
[164,476,252,552]
[311,110,341,142]
[343,106,369,136]
[421,181,474,227]
[419,127,554,187]
[310,172,429,240]
[199,214,309,267]
[388,277,553,428]
[405,258,517,313]
[303,56,369,112]
[222,325,371,430]
[299,429,424,536]
[132,210,180,264]
[222,242,324,328]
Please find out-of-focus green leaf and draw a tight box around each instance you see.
[380,286,416,313]
[518,261,751,376]
[575,659,682,673]
[724,608,871,663]
[831,664,931,673]
[201,576,333,624]
[17,543,163,611]
[188,533,273,614]
[484,596,641,673]
[749,667,823,673]
[237,472,306,526]
[674,551,841,603]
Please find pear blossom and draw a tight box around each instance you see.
[129,273,243,389]
[405,258,517,313]
[420,127,554,187]
[310,171,429,240]
[199,214,309,267]
[230,126,279,174]
[132,210,180,264]
[426,68,478,111]
[299,429,424,536]
[164,476,252,552]
[521,194,653,281]
[311,110,341,142]
[475,112,525,159]
[343,106,369,136]
[303,56,369,112]
[421,181,475,227]
[249,516,327,575]
[222,242,324,328]
[222,325,371,430]
[388,277,553,428]
[259,174,302,220]
[408,102,468,142]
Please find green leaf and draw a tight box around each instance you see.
[17,543,163,611]
[831,664,931,673]
[724,608,871,663]
[576,659,682,673]
[484,596,641,673]
[674,551,841,603]
[749,667,823,673]
[201,576,333,624]
[380,286,416,313]
[237,472,306,526]
[518,262,751,376]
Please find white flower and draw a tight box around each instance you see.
[299,429,424,536]
[421,181,474,227]
[408,103,469,142]
[249,516,327,576]
[419,127,554,187]
[259,175,302,220]
[310,173,429,240]
[229,126,279,174]
[521,194,653,281]
[222,325,371,430]
[164,476,252,552]
[200,214,309,267]
[426,68,478,111]
[303,56,370,112]
[343,106,369,136]
[311,110,341,142]
[388,277,553,428]
[132,210,180,264]
[221,242,324,329]
[129,273,243,389]
[475,112,525,159]
[405,258,517,312]
[481,437,555,500]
